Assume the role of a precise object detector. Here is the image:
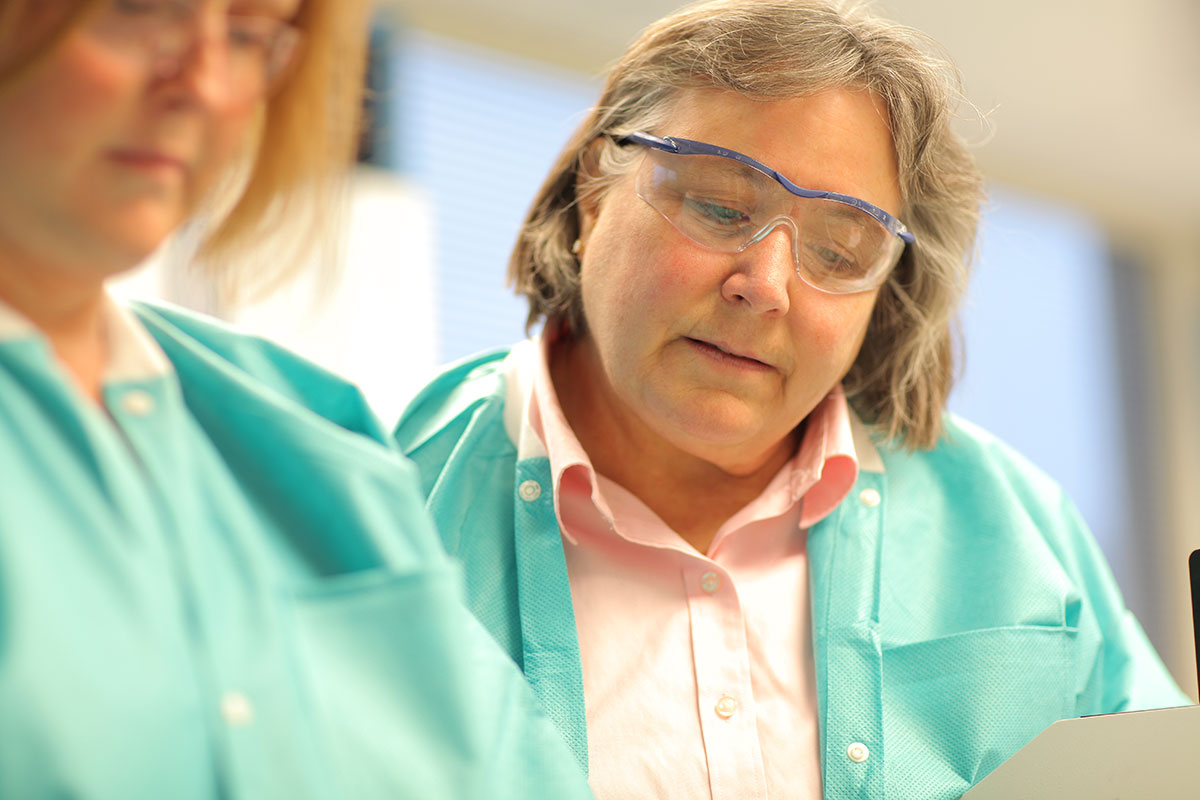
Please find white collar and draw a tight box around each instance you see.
[100,294,172,384]
[0,291,172,385]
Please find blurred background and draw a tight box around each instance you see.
[116,0,1200,698]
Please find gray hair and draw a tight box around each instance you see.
[508,0,985,450]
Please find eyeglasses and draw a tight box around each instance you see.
[83,0,303,102]
[617,131,915,294]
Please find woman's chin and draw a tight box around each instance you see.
[92,221,179,275]
[651,403,784,473]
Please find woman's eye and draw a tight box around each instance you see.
[112,0,194,19]
[807,242,859,273]
[227,18,276,51]
[684,197,749,227]
[112,0,161,14]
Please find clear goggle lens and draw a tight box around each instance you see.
[85,0,303,101]
[633,148,906,294]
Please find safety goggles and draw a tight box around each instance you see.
[617,132,914,294]
[83,0,303,103]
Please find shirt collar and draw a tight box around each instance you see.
[100,294,172,384]
[527,335,618,542]
[0,294,39,342]
[0,291,172,385]
[791,386,860,528]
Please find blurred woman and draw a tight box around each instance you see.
[395,1,1190,798]
[0,2,593,798]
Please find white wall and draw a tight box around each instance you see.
[111,167,439,426]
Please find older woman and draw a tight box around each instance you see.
[395,1,1190,798]
[0,2,593,798]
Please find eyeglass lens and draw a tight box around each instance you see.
[84,0,302,100]
[635,149,904,293]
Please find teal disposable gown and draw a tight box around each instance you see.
[0,304,593,800]
[395,344,1192,800]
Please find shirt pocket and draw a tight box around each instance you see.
[283,566,484,800]
[881,624,1079,795]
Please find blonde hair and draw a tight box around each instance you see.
[203,0,371,299]
[508,0,984,449]
[0,0,371,300]
[0,1,96,78]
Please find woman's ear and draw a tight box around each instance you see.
[574,137,607,253]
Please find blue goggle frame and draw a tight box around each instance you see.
[617,131,915,246]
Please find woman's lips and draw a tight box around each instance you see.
[686,337,774,371]
[108,149,187,178]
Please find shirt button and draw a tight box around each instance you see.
[699,571,721,593]
[847,742,870,763]
[120,389,155,416]
[220,691,254,727]
[714,695,738,719]
[859,488,881,508]
[518,480,542,502]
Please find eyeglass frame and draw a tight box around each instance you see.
[614,131,916,247]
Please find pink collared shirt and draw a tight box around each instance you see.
[526,338,860,800]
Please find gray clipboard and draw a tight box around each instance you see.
[966,549,1200,798]
[964,548,1200,799]
[960,703,1200,799]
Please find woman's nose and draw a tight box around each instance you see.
[151,16,236,108]
[720,223,796,315]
